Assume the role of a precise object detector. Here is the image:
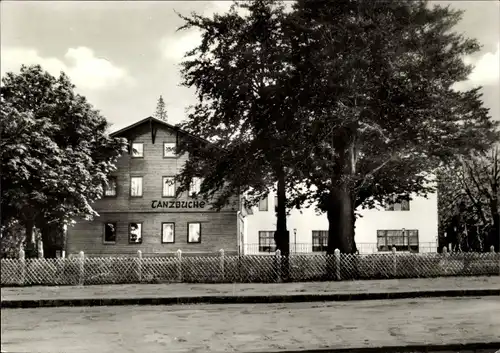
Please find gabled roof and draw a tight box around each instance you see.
[110,116,179,137]
[109,116,221,149]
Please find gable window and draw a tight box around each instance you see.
[385,195,410,211]
[258,231,276,252]
[162,176,175,197]
[130,176,143,197]
[131,142,144,158]
[104,176,117,197]
[189,177,202,197]
[377,229,419,252]
[259,196,268,211]
[129,222,143,244]
[163,142,176,158]
[188,222,201,243]
[312,230,328,252]
[103,222,117,244]
[162,222,175,243]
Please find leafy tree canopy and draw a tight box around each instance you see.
[1,65,127,255]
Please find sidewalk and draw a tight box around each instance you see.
[2,276,499,308]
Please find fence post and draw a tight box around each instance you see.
[177,249,182,282]
[19,249,26,286]
[495,246,500,276]
[276,249,282,283]
[78,251,85,286]
[137,250,142,283]
[219,249,225,281]
[334,249,341,281]
[392,247,397,277]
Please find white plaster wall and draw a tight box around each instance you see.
[242,187,438,254]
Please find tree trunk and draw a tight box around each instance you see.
[40,222,64,258]
[274,167,290,281]
[490,212,499,252]
[24,220,37,258]
[326,185,357,255]
[41,227,57,258]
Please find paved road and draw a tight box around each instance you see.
[1,297,499,353]
[2,276,499,302]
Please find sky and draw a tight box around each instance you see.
[1,0,499,133]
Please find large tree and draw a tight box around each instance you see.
[439,146,499,252]
[1,65,127,257]
[175,0,303,271]
[284,0,499,253]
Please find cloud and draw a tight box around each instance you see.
[160,1,249,62]
[161,30,202,62]
[0,46,133,90]
[452,42,500,91]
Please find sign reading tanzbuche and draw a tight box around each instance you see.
[151,200,206,209]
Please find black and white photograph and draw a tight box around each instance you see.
[1,0,499,352]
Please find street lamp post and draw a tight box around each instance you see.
[293,228,297,254]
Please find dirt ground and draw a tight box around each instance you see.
[1,297,500,353]
[2,276,499,302]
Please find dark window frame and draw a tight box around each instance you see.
[187,222,202,243]
[103,176,118,198]
[312,230,328,252]
[189,177,202,197]
[385,195,411,211]
[258,231,276,252]
[130,176,144,198]
[377,229,419,252]
[163,141,177,159]
[131,142,144,159]
[161,222,175,244]
[128,222,143,244]
[103,222,117,244]
[162,176,176,198]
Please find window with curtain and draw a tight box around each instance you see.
[162,176,175,197]
[130,177,143,197]
[377,229,419,252]
[258,231,276,252]
[189,177,201,196]
[312,230,328,252]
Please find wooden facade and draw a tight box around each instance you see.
[66,117,240,256]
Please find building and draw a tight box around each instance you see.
[241,186,438,255]
[66,117,241,257]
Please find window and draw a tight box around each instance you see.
[162,222,175,243]
[312,230,328,252]
[103,222,117,244]
[259,196,268,211]
[129,222,143,244]
[162,176,175,197]
[163,142,176,158]
[258,231,276,252]
[189,177,201,196]
[274,196,278,212]
[188,222,201,243]
[130,177,143,197]
[377,229,419,252]
[104,176,117,197]
[385,195,410,211]
[131,143,144,158]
